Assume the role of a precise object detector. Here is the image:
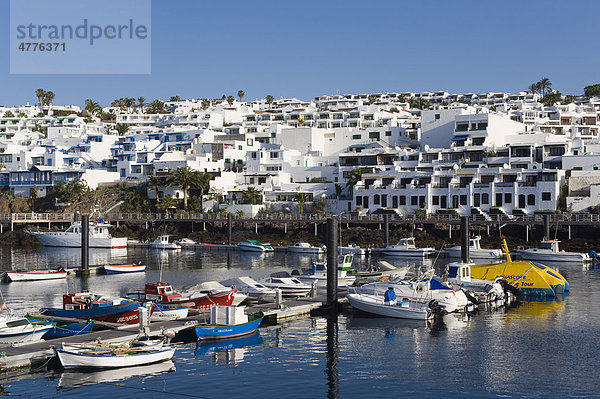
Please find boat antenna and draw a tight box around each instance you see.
[432,241,445,266]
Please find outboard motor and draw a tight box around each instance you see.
[464,290,480,305]
[428,299,447,317]
[497,279,521,297]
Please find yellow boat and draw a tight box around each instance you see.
[469,239,570,298]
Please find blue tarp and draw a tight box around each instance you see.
[452,135,468,141]
[429,278,453,290]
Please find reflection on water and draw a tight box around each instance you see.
[0,247,597,397]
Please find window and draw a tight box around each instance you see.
[381,194,387,207]
[356,196,362,206]
[369,132,380,141]
[432,196,439,206]
[247,138,254,146]
[527,194,535,206]
[352,134,361,140]
[496,193,503,207]
[460,195,467,205]
[374,194,380,205]
[481,193,489,204]
[504,193,512,203]
[363,196,369,208]
[385,131,392,137]
[399,195,406,205]
[542,192,551,201]
[270,152,278,159]
[435,114,440,120]
[411,196,418,206]
[473,193,480,207]
[392,196,398,208]
[238,145,243,150]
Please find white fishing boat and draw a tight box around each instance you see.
[286,242,325,254]
[220,277,277,302]
[516,240,590,262]
[182,281,248,306]
[445,236,503,260]
[0,313,53,345]
[346,292,432,320]
[237,240,274,252]
[381,237,435,258]
[26,220,127,249]
[295,255,357,288]
[104,263,146,274]
[356,274,470,313]
[445,262,509,304]
[338,243,369,255]
[57,342,176,369]
[5,269,67,282]
[258,272,313,297]
[150,235,181,250]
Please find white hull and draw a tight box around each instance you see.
[382,248,433,257]
[6,271,67,282]
[339,247,368,255]
[347,293,430,320]
[298,275,356,288]
[516,249,588,262]
[287,247,324,254]
[104,265,146,274]
[260,284,312,297]
[237,243,273,252]
[232,293,248,306]
[151,244,181,250]
[29,233,127,249]
[446,247,503,259]
[57,346,176,369]
[150,307,189,321]
[0,325,52,345]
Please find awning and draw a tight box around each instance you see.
[452,135,468,141]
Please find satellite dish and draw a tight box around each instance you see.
[424,144,430,151]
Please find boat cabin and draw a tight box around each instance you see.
[446,262,472,285]
[538,240,560,252]
[468,237,482,250]
[397,238,417,248]
[145,282,182,302]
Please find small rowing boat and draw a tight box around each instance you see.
[195,306,263,341]
[5,269,67,282]
[104,263,146,274]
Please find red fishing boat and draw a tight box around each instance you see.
[126,282,237,312]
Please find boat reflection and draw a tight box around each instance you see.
[346,314,428,332]
[57,360,175,390]
[194,331,262,365]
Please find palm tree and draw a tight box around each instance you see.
[114,123,129,136]
[84,99,101,116]
[44,91,55,114]
[156,195,177,212]
[167,166,203,211]
[35,89,46,109]
[147,175,164,200]
[242,187,262,205]
[297,116,305,126]
[368,94,378,104]
[237,90,245,102]
[227,96,235,106]
[138,96,145,111]
[196,171,212,212]
[296,193,308,214]
[345,168,369,197]
[528,83,538,95]
[539,78,552,96]
[265,95,274,107]
[201,99,210,110]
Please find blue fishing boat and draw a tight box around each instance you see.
[43,321,94,339]
[40,293,144,324]
[195,306,263,341]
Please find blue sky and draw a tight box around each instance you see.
[1,0,599,107]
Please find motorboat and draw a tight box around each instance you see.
[258,272,313,297]
[338,243,369,255]
[445,236,503,260]
[126,282,237,312]
[195,306,263,341]
[294,254,357,288]
[356,273,470,313]
[346,292,432,320]
[381,237,435,258]
[444,262,512,304]
[0,313,53,345]
[150,235,181,250]
[26,220,127,249]
[237,240,274,252]
[57,341,176,369]
[41,321,95,339]
[175,238,197,247]
[104,262,146,274]
[470,239,570,298]
[5,269,67,282]
[150,305,189,321]
[220,277,277,302]
[40,292,147,324]
[286,242,325,254]
[181,281,248,306]
[516,239,590,263]
[346,260,409,280]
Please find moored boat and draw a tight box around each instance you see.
[195,306,263,341]
[150,305,189,321]
[338,243,369,256]
[346,292,432,320]
[237,240,274,252]
[0,313,53,345]
[220,277,277,302]
[38,320,95,339]
[295,254,357,288]
[258,272,313,297]
[181,281,248,306]
[26,220,127,249]
[286,242,325,254]
[150,235,181,250]
[5,269,67,282]
[516,239,590,263]
[104,262,146,274]
[381,237,435,258]
[57,342,176,369]
[40,293,147,324]
[445,236,503,260]
[126,282,237,311]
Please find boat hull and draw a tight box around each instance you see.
[287,247,324,254]
[298,275,356,288]
[382,248,434,257]
[104,265,146,274]
[195,316,263,341]
[28,233,127,249]
[156,290,237,311]
[43,322,94,339]
[150,307,189,321]
[516,249,588,262]
[0,325,53,345]
[347,294,430,320]
[446,247,503,259]
[57,346,176,369]
[41,302,144,324]
[6,271,67,282]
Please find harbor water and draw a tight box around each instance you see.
[0,246,598,398]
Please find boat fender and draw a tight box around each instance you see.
[464,290,480,305]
